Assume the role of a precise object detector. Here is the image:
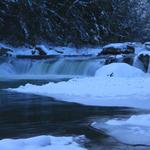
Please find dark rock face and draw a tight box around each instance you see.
[0,47,13,56]
[99,43,135,55]
[122,56,133,65]
[138,54,150,72]
[104,55,134,66]
[1,0,149,46]
[105,57,117,65]
[34,46,47,56]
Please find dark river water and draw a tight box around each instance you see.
[0,79,149,150]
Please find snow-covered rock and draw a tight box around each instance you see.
[0,42,147,57]
[99,43,135,55]
[129,42,146,54]
[0,135,86,150]
[0,45,13,56]
[32,45,50,55]
[138,51,150,57]
[144,42,150,50]
[0,42,102,56]
[95,63,145,77]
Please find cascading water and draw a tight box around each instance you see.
[133,55,145,72]
[0,57,105,79]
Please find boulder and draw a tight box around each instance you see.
[105,56,117,65]
[104,55,134,66]
[122,56,133,65]
[32,45,48,55]
[137,51,150,72]
[0,47,13,56]
[99,43,135,55]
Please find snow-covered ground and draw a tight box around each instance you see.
[92,114,150,145]
[0,42,148,56]
[0,135,86,150]
[95,62,145,77]
[0,43,102,56]
[9,63,150,109]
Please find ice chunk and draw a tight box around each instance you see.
[102,114,150,145]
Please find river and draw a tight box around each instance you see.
[0,79,149,150]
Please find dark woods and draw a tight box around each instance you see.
[0,0,150,46]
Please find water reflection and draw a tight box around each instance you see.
[0,89,138,139]
[0,80,148,149]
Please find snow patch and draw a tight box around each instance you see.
[103,43,129,50]
[0,135,86,150]
[93,114,150,145]
[144,42,150,50]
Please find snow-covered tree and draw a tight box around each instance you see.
[0,0,150,45]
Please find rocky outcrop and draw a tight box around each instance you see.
[0,47,13,56]
[137,52,150,72]
[104,55,134,66]
[32,45,48,56]
[99,43,135,55]
[122,56,133,65]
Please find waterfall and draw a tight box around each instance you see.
[133,55,145,72]
[0,57,105,79]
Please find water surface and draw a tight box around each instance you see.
[0,79,149,150]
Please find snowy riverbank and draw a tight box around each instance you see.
[0,42,148,57]
[0,135,86,150]
[9,63,150,109]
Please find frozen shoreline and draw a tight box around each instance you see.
[9,63,150,109]
[92,114,150,145]
[9,77,150,109]
[0,135,86,150]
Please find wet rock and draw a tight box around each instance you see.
[104,54,134,66]
[138,53,150,72]
[105,56,117,65]
[99,43,135,55]
[122,56,134,65]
